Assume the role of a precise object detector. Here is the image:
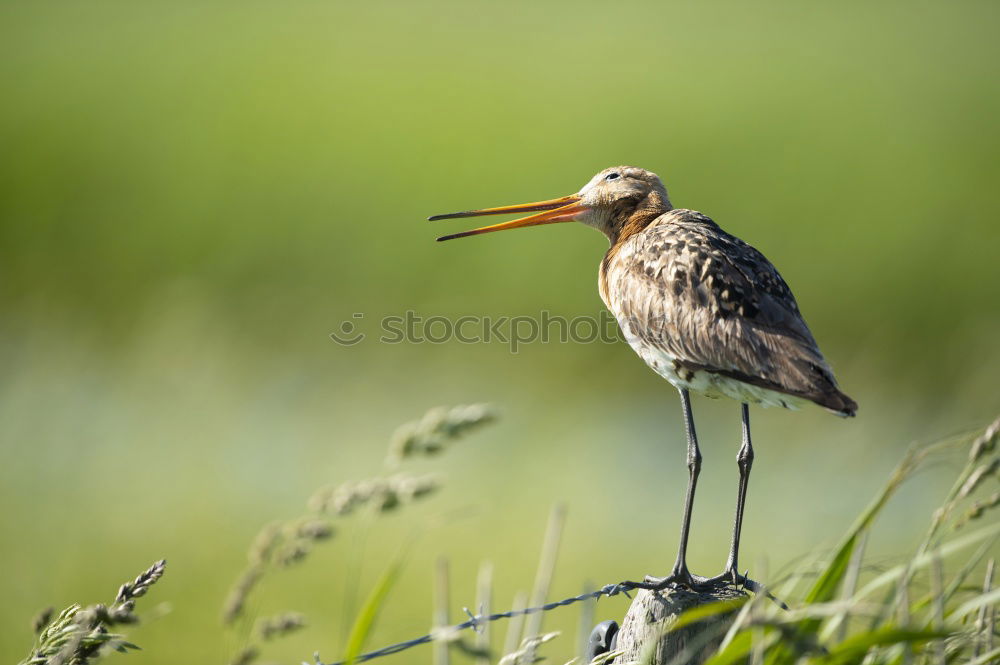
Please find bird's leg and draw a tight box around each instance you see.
[724,403,754,580]
[644,389,702,589]
[631,398,781,603]
[698,402,767,595]
[673,389,703,580]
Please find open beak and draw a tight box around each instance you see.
[430,195,586,241]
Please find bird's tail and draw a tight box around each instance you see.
[815,389,858,417]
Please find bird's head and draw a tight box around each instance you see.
[431,166,671,243]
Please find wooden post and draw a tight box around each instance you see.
[613,585,746,664]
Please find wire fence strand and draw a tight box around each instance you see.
[311,579,648,665]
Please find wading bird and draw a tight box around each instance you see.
[430,166,856,590]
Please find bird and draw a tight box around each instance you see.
[430,166,856,591]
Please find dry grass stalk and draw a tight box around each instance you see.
[573,583,595,665]
[973,559,995,658]
[523,504,566,647]
[434,556,451,665]
[475,561,494,665]
[497,632,560,665]
[930,554,946,665]
[584,650,628,665]
[918,417,999,555]
[502,592,528,660]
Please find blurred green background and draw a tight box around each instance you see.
[2,0,998,662]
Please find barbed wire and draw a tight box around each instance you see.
[311,579,650,665]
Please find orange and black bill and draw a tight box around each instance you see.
[430,195,585,241]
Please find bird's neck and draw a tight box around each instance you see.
[605,190,672,247]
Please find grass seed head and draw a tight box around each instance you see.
[955,491,1000,529]
[970,417,1000,461]
[249,523,284,566]
[386,404,496,466]
[230,646,259,665]
[32,607,54,635]
[257,612,307,640]
[20,560,165,665]
[294,518,334,541]
[223,565,263,624]
[114,559,166,605]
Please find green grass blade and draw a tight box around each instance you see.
[966,646,1000,665]
[341,556,405,665]
[818,627,946,665]
[702,630,752,665]
[948,586,1000,622]
[805,445,922,605]
[855,522,1000,601]
[806,534,859,605]
[758,534,859,665]
[702,629,778,665]
[762,450,921,665]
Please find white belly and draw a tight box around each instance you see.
[616,314,807,410]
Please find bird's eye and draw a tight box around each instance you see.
[605,173,620,181]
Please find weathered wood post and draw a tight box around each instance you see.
[600,584,746,664]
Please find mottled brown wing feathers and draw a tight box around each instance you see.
[606,209,856,416]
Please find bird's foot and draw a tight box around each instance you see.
[615,558,788,610]
[701,569,789,610]
[628,568,787,609]
[631,564,706,592]
[703,568,760,593]
[639,571,743,593]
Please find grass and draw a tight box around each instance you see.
[600,416,1000,665]
[224,404,497,665]
[19,560,167,665]
[16,410,999,665]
